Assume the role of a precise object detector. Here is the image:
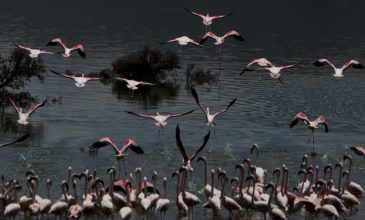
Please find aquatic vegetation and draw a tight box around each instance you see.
[185,64,217,88]
[0,47,45,106]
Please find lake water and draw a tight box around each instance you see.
[0,0,365,219]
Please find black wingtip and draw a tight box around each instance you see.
[353,63,364,69]
[313,61,324,67]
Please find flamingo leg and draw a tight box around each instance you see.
[311,130,316,157]
[123,159,127,177]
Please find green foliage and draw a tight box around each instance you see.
[0,47,46,106]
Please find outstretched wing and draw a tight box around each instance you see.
[290,112,309,128]
[342,60,364,71]
[199,32,218,45]
[125,111,156,120]
[190,130,211,161]
[316,115,328,133]
[184,7,205,18]
[165,110,194,119]
[47,38,66,49]
[211,12,234,19]
[191,87,207,117]
[8,98,20,113]
[50,70,76,80]
[313,59,336,71]
[70,44,86,58]
[0,134,29,147]
[27,99,47,116]
[175,125,189,162]
[89,136,119,153]
[223,30,244,42]
[350,146,365,156]
[16,44,32,52]
[120,139,144,154]
[214,98,237,117]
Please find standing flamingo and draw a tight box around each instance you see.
[47,38,86,58]
[184,7,233,32]
[313,59,364,77]
[114,77,155,97]
[290,112,328,156]
[155,177,170,219]
[89,137,144,176]
[176,125,210,171]
[199,30,244,53]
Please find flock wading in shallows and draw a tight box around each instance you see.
[1,5,365,220]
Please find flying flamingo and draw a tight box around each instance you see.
[290,112,328,156]
[114,77,155,97]
[46,38,86,58]
[9,98,47,133]
[125,110,194,146]
[50,70,100,88]
[350,146,365,157]
[176,125,210,171]
[191,87,236,143]
[199,30,244,53]
[159,36,202,47]
[313,59,364,77]
[257,64,296,84]
[184,7,233,32]
[0,133,29,147]
[15,43,54,67]
[89,137,144,176]
[240,58,274,74]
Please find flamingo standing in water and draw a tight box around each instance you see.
[184,7,233,32]
[290,112,328,156]
[125,110,194,146]
[46,38,86,58]
[114,77,155,97]
[313,59,364,78]
[0,133,29,147]
[176,125,210,171]
[240,58,274,74]
[89,137,144,176]
[199,30,244,53]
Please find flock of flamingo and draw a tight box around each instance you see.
[1,5,365,220]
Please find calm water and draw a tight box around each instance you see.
[0,0,365,219]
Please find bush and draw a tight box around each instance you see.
[0,47,45,106]
[112,46,179,83]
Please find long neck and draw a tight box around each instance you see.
[268,186,274,208]
[203,161,207,186]
[337,166,343,191]
[239,168,244,198]
[210,172,215,198]
[251,179,256,205]
[175,175,180,195]
[284,170,288,194]
[153,174,157,194]
[163,179,167,198]
[220,176,226,199]
[109,172,115,198]
[47,182,51,199]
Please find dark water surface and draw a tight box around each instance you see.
[1,0,365,219]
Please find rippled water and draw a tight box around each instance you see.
[1,0,365,219]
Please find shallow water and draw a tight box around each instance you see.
[0,0,365,219]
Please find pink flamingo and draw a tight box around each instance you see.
[46,38,86,58]
[184,7,233,32]
[199,30,244,53]
[313,59,364,78]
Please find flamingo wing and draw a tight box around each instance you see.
[190,131,210,161]
[47,38,66,49]
[213,98,237,117]
[39,50,54,55]
[120,139,144,154]
[89,136,119,153]
[137,81,155,86]
[165,110,195,119]
[191,87,208,118]
[316,115,328,133]
[184,7,205,18]
[223,30,244,42]
[8,98,20,113]
[84,76,101,81]
[175,125,189,162]
[70,44,86,58]
[280,64,296,70]
[350,146,365,156]
[290,112,309,128]
[199,32,218,45]
[342,60,364,71]
[0,133,29,147]
[114,77,129,83]
[16,44,32,51]
[50,70,76,80]
[247,58,273,68]
[27,99,47,116]
[313,59,336,71]
[211,12,234,19]
[125,111,157,120]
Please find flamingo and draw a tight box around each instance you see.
[240,58,274,74]
[140,176,153,212]
[290,112,328,156]
[9,98,47,126]
[172,171,188,215]
[49,181,69,218]
[4,184,22,219]
[350,146,365,157]
[184,7,233,32]
[313,59,364,77]
[255,64,296,84]
[106,167,128,209]
[125,109,194,146]
[50,70,100,88]
[119,180,133,219]
[249,144,266,185]
[342,155,364,197]
[114,77,155,97]
[218,171,243,217]
[46,38,86,58]
[197,156,221,199]
[38,179,52,217]
[89,137,144,176]
[179,167,201,218]
[203,169,221,215]
[159,36,202,47]
[0,133,29,147]
[191,87,236,135]
[155,177,170,219]
[199,30,244,53]
[176,125,210,171]
[15,43,54,59]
